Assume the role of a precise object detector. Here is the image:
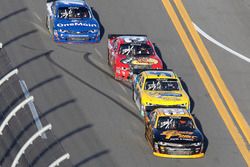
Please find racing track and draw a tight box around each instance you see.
[0,0,249,166]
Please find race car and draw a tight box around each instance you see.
[132,70,190,116]
[145,108,204,158]
[46,0,100,43]
[108,35,163,81]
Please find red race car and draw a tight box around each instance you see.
[108,34,163,81]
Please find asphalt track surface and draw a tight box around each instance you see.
[0,0,249,167]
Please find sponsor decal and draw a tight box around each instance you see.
[146,92,181,100]
[161,131,195,140]
[148,71,172,77]
[157,93,182,98]
[123,36,146,43]
[57,22,97,27]
[131,58,158,65]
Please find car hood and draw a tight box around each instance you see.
[54,18,99,31]
[120,56,159,66]
[154,129,203,143]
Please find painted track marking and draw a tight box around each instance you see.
[193,23,250,63]
[94,47,105,60]
[173,0,250,145]
[162,0,250,165]
[19,80,47,139]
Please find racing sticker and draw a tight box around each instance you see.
[157,93,182,98]
[57,22,97,27]
[123,36,146,43]
[131,58,158,65]
[161,131,195,140]
[148,71,173,77]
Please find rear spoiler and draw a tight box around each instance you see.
[108,34,147,40]
[145,105,187,113]
[132,69,174,77]
[133,69,173,73]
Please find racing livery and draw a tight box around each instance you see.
[46,0,100,43]
[132,70,190,116]
[108,35,163,80]
[145,108,204,158]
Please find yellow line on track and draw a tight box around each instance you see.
[174,0,250,145]
[161,0,250,166]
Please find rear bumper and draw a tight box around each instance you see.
[54,33,100,43]
[115,69,132,81]
[153,152,204,158]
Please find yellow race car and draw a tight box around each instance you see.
[132,70,190,116]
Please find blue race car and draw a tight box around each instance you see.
[46,0,100,43]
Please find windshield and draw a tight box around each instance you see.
[157,117,194,131]
[119,43,153,56]
[144,78,180,91]
[58,7,90,19]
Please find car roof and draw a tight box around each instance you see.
[153,108,191,117]
[56,0,87,7]
[142,70,177,79]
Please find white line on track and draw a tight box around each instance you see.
[19,80,47,139]
[32,12,42,23]
[193,23,250,63]
[118,82,128,95]
[87,55,111,74]
[92,49,129,95]
[115,94,137,111]
[94,47,105,60]
[30,21,49,36]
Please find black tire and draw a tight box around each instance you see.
[45,16,48,30]
[139,100,144,117]
[132,88,136,102]
[107,48,110,65]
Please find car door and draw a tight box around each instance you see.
[48,2,55,34]
[109,39,118,67]
[146,112,156,145]
[134,75,144,107]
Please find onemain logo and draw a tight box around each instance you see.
[57,22,97,27]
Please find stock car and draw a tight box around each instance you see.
[108,35,163,81]
[144,107,204,158]
[132,70,190,116]
[46,0,100,43]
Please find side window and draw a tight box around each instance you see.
[135,73,142,84]
[51,4,56,15]
[149,112,157,126]
[139,76,144,89]
[113,40,118,51]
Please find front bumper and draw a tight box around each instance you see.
[153,143,204,158]
[153,152,204,158]
[152,142,204,158]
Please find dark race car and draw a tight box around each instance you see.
[46,0,100,43]
[108,35,163,81]
[145,107,204,158]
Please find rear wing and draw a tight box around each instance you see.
[108,34,147,40]
[146,105,187,113]
[132,69,173,74]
